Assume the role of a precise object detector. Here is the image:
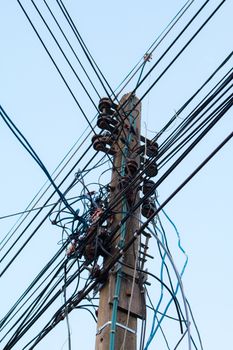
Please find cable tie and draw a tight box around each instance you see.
[143,53,152,62]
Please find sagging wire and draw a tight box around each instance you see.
[10,0,228,278]
[0,172,110,342]
[0,0,194,258]
[2,6,230,346]
[13,131,233,350]
[144,203,188,349]
[94,68,233,240]
[145,287,185,325]
[140,223,191,350]
[117,212,190,349]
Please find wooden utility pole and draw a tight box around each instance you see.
[95,93,145,350]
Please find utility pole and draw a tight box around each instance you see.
[95,93,145,350]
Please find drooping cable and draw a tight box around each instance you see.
[15,130,233,349]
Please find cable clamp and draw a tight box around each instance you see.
[74,169,81,179]
[96,321,136,335]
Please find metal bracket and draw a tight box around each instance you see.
[96,321,136,335]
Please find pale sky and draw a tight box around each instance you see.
[0,1,232,349]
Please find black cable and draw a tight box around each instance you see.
[0,125,94,253]
[106,0,211,118]
[55,0,138,134]
[17,0,97,134]
[159,90,233,169]
[3,259,86,349]
[0,195,84,221]
[0,256,64,334]
[23,111,229,348]
[75,306,97,323]
[30,0,100,113]
[137,0,226,99]
[138,129,233,235]
[19,129,233,349]
[107,95,233,240]
[153,51,232,141]
[2,2,230,344]
[0,154,88,275]
[56,0,117,100]
[0,247,65,330]
[58,94,232,282]
[90,66,233,227]
[0,130,106,274]
[0,105,85,223]
[159,70,233,157]
[116,0,195,98]
[42,0,102,99]
[2,49,225,270]
[16,1,122,185]
[111,0,226,128]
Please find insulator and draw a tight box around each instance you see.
[141,198,156,218]
[125,159,138,175]
[91,134,116,155]
[98,97,118,114]
[144,160,158,178]
[142,179,156,195]
[84,243,95,260]
[97,113,118,132]
[146,142,158,157]
[135,145,145,155]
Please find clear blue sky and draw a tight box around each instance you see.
[0,1,232,349]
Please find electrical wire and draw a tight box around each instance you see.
[115,0,195,98]
[16,129,233,349]
[2,2,231,349]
